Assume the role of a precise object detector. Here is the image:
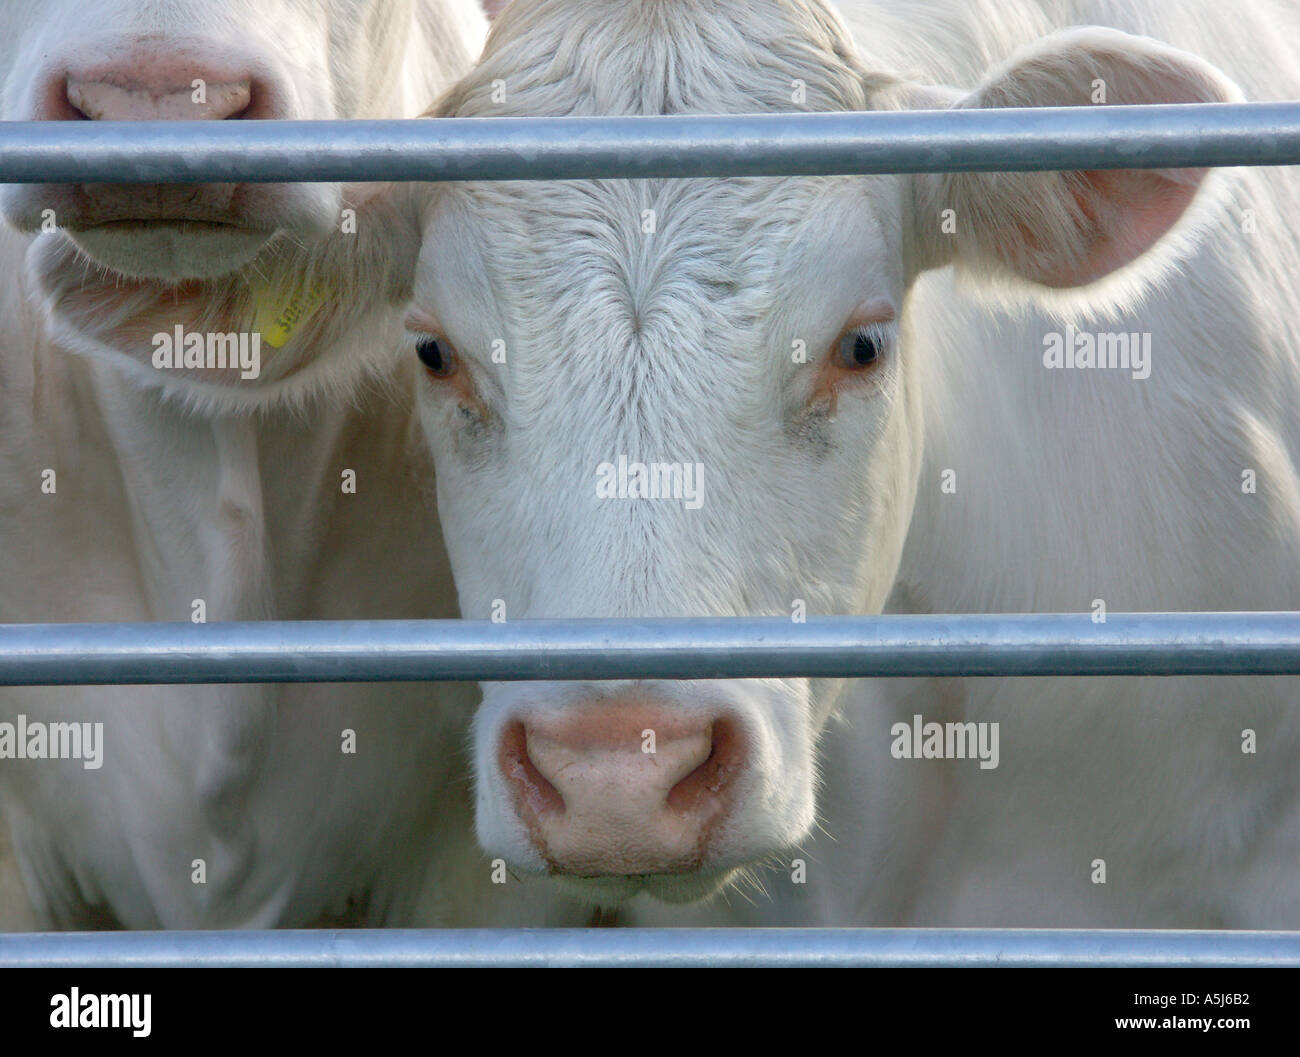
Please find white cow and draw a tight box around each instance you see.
[0,0,587,930]
[408,0,1300,927]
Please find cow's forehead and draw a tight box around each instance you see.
[461,176,799,301]
[434,172,880,361]
[435,0,881,121]
[422,0,903,414]
[423,172,891,451]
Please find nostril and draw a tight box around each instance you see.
[500,721,564,817]
[64,92,93,122]
[213,82,255,120]
[63,76,255,122]
[666,718,743,815]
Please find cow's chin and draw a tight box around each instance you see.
[67,221,275,280]
[549,867,741,909]
[2,181,343,283]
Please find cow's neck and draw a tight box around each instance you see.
[29,323,350,835]
[82,379,276,623]
[1,218,418,621]
[1,243,459,927]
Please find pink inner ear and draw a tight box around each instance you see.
[482,0,510,18]
[1035,167,1208,288]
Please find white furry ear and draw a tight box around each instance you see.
[910,28,1243,288]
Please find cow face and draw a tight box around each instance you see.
[0,0,485,409]
[409,0,1235,904]
[0,0,483,281]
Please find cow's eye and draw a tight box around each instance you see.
[837,326,886,369]
[416,336,457,377]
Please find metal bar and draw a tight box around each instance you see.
[0,613,1298,685]
[1,103,1298,184]
[3,927,1297,968]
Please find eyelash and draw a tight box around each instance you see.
[835,322,893,370]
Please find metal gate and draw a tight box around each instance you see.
[2,101,1299,967]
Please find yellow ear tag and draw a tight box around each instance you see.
[251,281,329,349]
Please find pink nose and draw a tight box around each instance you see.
[500,706,744,876]
[51,52,269,122]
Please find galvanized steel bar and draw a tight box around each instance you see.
[3,927,1297,968]
[0,612,1297,685]
[0,103,1298,184]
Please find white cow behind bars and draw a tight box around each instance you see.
[404,0,1300,927]
[0,0,588,930]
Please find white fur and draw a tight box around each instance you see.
[0,0,551,930]
[412,0,1300,925]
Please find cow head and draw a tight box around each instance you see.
[0,0,486,408]
[409,0,1237,904]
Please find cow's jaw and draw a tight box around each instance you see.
[551,868,742,907]
[68,223,278,281]
[5,174,334,286]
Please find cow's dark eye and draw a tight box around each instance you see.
[838,328,884,369]
[416,336,456,376]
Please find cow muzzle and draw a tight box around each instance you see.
[499,702,746,878]
[6,36,332,280]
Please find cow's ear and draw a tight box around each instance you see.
[908,28,1242,288]
[482,0,510,20]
